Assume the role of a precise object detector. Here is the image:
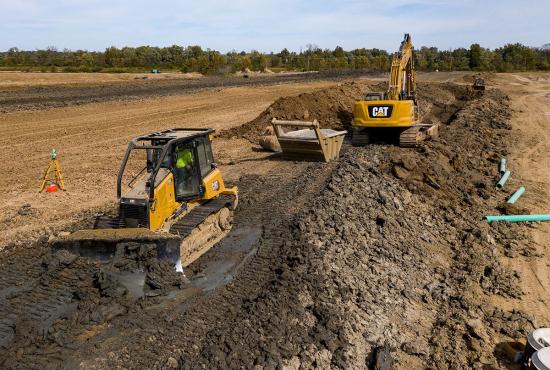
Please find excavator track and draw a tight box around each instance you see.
[399,126,425,147]
[169,195,233,238]
[351,128,370,146]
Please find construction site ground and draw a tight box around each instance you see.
[0,71,549,369]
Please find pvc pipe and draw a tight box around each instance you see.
[507,186,526,204]
[483,214,550,223]
[499,158,506,175]
[496,170,511,190]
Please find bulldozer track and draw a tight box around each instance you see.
[169,195,234,238]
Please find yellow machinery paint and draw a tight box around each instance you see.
[353,100,417,128]
[352,34,437,147]
[149,168,236,231]
[150,172,180,230]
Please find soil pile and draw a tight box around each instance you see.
[217,81,481,144]
[181,88,541,368]
[218,81,383,142]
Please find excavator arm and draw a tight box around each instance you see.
[387,33,415,101]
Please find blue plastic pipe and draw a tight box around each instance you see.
[499,158,506,175]
[483,214,550,223]
[496,170,511,190]
[507,186,526,204]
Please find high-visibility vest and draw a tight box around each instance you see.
[176,149,192,169]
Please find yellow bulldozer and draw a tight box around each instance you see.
[52,128,237,271]
[353,34,438,147]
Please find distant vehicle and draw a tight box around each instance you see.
[473,77,485,91]
[151,69,161,74]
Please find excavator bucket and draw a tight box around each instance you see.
[271,119,347,162]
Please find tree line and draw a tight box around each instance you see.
[1,43,548,74]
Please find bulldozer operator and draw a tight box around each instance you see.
[175,146,194,195]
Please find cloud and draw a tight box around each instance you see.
[0,0,548,51]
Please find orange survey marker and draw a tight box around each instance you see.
[39,149,66,192]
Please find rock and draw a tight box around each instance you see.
[424,173,441,189]
[282,356,301,370]
[17,203,34,216]
[393,165,409,180]
[402,340,429,356]
[166,357,178,368]
[313,349,332,369]
[264,125,275,135]
[401,156,417,171]
[370,345,394,370]
[259,136,281,152]
[466,319,489,341]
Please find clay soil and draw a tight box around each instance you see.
[0,72,549,369]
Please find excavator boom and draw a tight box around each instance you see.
[388,33,415,101]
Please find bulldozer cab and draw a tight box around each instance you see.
[118,128,216,204]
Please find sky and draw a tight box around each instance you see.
[0,0,548,52]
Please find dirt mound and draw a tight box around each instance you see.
[177,87,541,368]
[218,81,385,142]
[217,81,479,144]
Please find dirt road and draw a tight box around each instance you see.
[491,73,550,325]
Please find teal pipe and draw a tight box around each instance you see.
[496,170,511,189]
[507,186,526,204]
[483,214,550,223]
[499,158,506,175]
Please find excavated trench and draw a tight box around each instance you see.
[0,81,542,369]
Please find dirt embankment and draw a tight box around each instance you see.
[179,87,540,369]
[217,81,382,141]
[218,80,478,143]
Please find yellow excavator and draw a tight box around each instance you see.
[353,33,437,147]
[53,128,237,271]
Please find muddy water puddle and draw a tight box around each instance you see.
[149,225,261,307]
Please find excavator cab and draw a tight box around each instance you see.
[364,92,385,101]
[53,128,238,270]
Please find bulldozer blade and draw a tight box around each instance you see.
[50,228,182,267]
